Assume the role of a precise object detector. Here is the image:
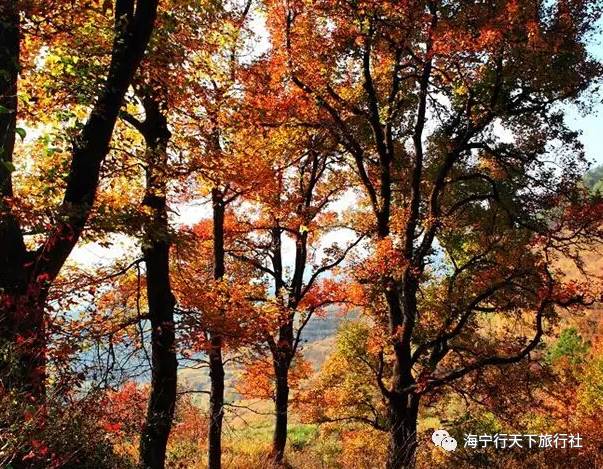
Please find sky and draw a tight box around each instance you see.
[567,31,603,166]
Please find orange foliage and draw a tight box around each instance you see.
[100,382,148,438]
[236,357,313,401]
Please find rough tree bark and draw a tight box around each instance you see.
[136,99,178,469]
[0,0,158,398]
[267,224,289,465]
[271,323,293,464]
[386,393,420,469]
[379,216,421,469]
[0,1,23,302]
[208,188,225,469]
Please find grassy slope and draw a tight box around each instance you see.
[554,247,603,341]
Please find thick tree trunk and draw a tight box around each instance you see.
[139,240,177,469]
[386,393,420,469]
[385,272,420,469]
[0,1,19,201]
[0,0,28,391]
[207,189,225,469]
[270,319,294,465]
[208,339,224,469]
[138,102,178,469]
[271,353,290,465]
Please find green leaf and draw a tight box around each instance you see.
[15,127,26,141]
[0,104,10,114]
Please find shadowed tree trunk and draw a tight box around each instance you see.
[386,388,420,469]
[267,224,289,465]
[208,188,225,469]
[269,232,304,465]
[0,0,45,396]
[0,0,158,399]
[271,323,293,465]
[381,250,419,469]
[136,99,178,469]
[207,336,224,469]
[380,219,421,469]
[0,1,23,308]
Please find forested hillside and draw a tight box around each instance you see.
[585,164,603,194]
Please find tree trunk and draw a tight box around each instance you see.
[267,224,295,466]
[139,240,177,469]
[138,101,178,469]
[0,0,29,392]
[270,319,294,465]
[0,1,19,201]
[207,188,225,469]
[386,393,420,469]
[385,273,420,469]
[271,353,290,465]
[208,339,224,469]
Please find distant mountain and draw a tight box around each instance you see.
[584,164,603,193]
[178,308,353,394]
[296,307,352,343]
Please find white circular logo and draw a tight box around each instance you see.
[432,429,450,446]
[432,429,457,452]
[441,436,458,452]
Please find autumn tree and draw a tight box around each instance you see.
[264,0,603,466]
[172,218,280,468]
[0,0,158,398]
[119,8,194,464]
[296,321,388,431]
[229,111,362,462]
[295,321,389,467]
[171,2,267,466]
[30,2,266,466]
[122,90,177,469]
[21,1,233,465]
[2,1,181,465]
[2,1,603,468]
